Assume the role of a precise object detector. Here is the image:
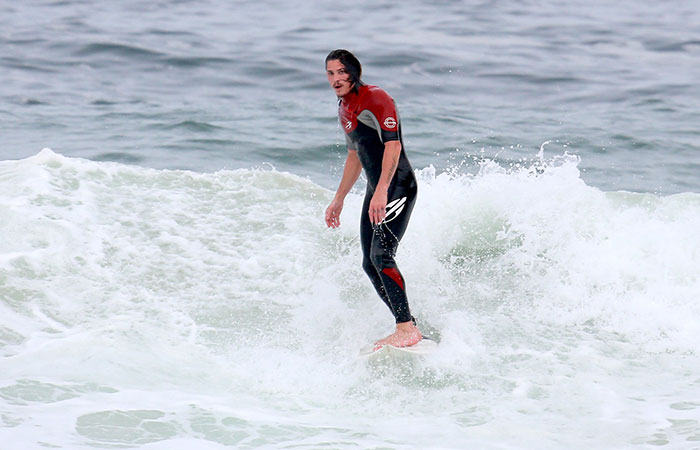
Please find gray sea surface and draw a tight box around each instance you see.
[2,0,699,193]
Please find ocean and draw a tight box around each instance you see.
[1,1,700,449]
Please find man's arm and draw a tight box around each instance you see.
[368,140,401,224]
[325,149,362,228]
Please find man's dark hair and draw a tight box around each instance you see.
[325,49,364,88]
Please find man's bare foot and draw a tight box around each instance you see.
[374,321,422,351]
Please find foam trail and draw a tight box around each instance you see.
[1,149,699,449]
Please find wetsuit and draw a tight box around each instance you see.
[339,84,417,324]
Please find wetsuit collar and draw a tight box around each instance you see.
[341,84,364,106]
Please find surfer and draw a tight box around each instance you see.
[324,49,422,349]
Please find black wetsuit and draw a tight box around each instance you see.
[339,84,417,324]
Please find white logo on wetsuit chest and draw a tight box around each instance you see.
[344,120,352,130]
[383,117,397,129]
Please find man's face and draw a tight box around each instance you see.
[326,59,353,98]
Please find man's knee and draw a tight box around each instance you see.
[369,245,392,270]
[362,257,376,276]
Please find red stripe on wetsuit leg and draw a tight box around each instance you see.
[381,267,404,291]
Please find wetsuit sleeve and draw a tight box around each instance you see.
[366,88,400,143]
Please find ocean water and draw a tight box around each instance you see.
[2,1,700,449]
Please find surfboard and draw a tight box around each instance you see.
[359,337,438,358]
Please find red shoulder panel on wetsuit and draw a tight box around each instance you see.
[362,85,399,133]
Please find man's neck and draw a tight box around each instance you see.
[341,84,361,104]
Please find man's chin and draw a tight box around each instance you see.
[334,83,354,98]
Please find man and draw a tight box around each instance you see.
[324,49,422,349]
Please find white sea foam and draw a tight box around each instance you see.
[1,149,699,449]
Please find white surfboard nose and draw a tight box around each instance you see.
[359,337,438,358]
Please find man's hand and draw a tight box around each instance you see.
[368,189,388,225]
[368,140,400,225]
[325,198,344,228]
[325,150,361,229]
